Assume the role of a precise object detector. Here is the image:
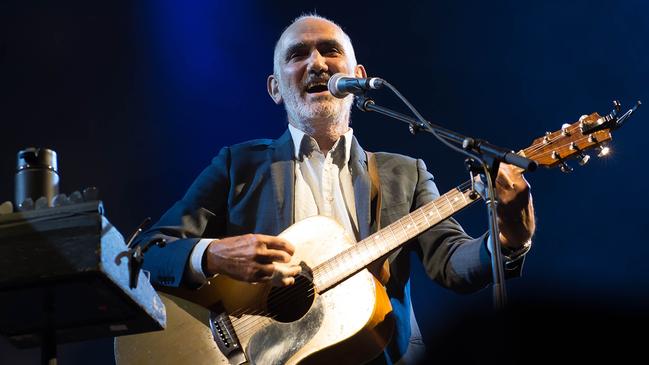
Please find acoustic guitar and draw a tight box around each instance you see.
[115,106,630,364]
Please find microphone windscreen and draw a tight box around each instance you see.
[327,73,347,98]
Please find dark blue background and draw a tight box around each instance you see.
[2,0,647,363]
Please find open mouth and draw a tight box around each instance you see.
[305,82,329,94]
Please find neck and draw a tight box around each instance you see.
[289,118,349,153]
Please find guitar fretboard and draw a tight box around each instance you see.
[312,181,480,292]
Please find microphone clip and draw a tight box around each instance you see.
[354,94,375,112]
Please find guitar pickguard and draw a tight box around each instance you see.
[246,297,324,365]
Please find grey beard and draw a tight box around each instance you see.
[282,92,354,129]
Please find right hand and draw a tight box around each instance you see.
[204,234,301,286]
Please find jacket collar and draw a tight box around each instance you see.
[269,128,372,239]
[269,130,295,233]
[349,135,372,239]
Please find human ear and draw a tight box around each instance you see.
[267,75,283,104]
[354,64,367,79]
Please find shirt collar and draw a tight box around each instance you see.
[287,124,354,166]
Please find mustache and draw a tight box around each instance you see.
[304,73,332,87]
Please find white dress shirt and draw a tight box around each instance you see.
[186,125,359,283]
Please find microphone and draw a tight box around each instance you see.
[327,73,384,98]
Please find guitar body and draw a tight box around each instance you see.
[115,216,394,364]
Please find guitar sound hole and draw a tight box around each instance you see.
[266,275,315,323]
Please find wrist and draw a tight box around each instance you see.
[186,238,217,285]
[500,237,532,261]
[203,239,221,276]
[498,230,531,248]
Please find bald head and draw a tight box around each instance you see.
[272,15,358,76]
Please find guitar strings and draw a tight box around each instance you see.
[523,124,597,157]
[225,132,591,337]
[255,128,599,313]
[235,126,572,326]
[229,281,318,338]
[191,130,588,337]
[231,153,550,336]
[262,182,471,309]
[168,131,588,342]
[226,185,473,337]
[230,184,474,335]
[525,123,583,155]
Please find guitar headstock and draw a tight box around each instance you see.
[522,100,640,172]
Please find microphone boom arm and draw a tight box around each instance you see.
[355,95,537,172]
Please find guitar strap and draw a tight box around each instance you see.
[366,151,391,286]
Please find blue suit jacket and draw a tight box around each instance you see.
[137,129,523,363]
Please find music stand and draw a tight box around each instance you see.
[0,201,166,364]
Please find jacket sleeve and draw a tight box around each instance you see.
[133,146,232,288]
[412,158,523,293]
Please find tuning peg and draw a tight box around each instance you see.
[578,153,591,166]
[543,131,551,144]
[597,144,611,157]
[613,100,621,113]
[560,162,573,173]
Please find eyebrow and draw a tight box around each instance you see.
[283,39,346,62]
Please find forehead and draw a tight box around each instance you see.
[278,18,350,53]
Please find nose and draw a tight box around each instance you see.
[306,49,328,74]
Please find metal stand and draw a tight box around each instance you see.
[42,293,57,365]
[355,94,536,309]
[0,201,166,353]
[477,158,508,310]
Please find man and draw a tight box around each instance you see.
[137,14,535,364]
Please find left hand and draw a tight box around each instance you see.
[494,163,535,249]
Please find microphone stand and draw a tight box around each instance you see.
[355,94,537,310]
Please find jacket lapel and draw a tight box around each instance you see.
[350,136,372,239]
[269,130,295,233]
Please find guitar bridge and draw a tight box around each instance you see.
[209,311,246,365]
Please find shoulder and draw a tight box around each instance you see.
[372,151,423,174]
[212,138,278,160]
[209,138,274,164]
[371,150,437,189]
[212,137,281,175]
[229,138,275,154]
[373,151,417,164]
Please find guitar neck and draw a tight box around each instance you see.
[312,180,481,292]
